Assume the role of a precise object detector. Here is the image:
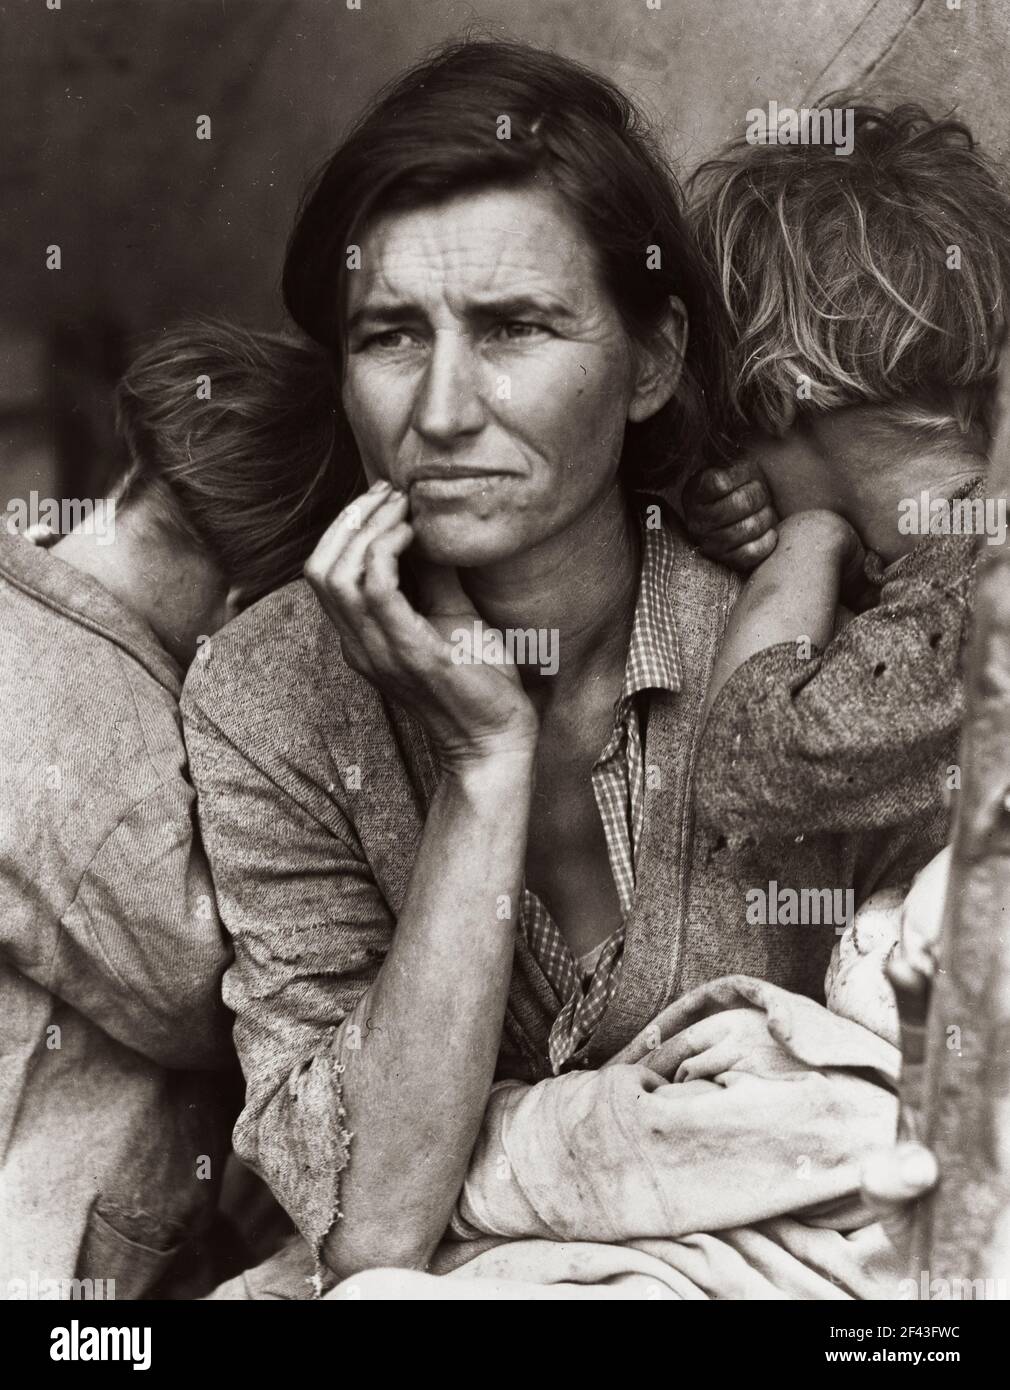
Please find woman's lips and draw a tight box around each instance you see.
[408,472,514,498]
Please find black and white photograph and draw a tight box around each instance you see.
[1,0,1008,1357]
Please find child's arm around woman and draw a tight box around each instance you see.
[694,478,978,843]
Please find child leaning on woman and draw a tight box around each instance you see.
[684,101,1010,1044]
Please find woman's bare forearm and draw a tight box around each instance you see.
[322,747,535,1277]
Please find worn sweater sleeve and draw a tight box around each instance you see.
[694,529,976,841]
[181,660,394,1272]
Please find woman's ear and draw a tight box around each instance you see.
[627,296,688,423]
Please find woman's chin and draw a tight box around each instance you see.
[408,512,526,568]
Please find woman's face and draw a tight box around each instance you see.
[342,184,682,566]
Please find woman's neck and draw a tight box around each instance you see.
[458,485,642,710]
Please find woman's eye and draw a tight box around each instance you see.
[493,320,548,342]
[363,330,420,350]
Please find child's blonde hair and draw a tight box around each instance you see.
[689,102,1010,442]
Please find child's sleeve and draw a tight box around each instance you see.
[694,530,976,841]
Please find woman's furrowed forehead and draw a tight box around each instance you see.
[347,185,606,321]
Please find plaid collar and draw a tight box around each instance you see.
[618,517,682,706]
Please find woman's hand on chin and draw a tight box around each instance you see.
[305,480,539,772]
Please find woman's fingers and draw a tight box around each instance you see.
[305,486,415,674]
[332,491,410,594]
[308,480,399,574]
[305,484,400,608]
[360,520,414,605]
[306,487,407,612]
[307,483,488,682]
[359,522,450,664]
[311,494,467,678]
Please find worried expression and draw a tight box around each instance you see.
[342,184,681,565]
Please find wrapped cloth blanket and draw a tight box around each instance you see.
[211,975,904,1300]
[412,974,904,1299]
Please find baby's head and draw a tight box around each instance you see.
[689,103,1010,550]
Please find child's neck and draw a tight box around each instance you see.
[51,498,232,665]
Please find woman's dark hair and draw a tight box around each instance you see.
[282,39,733,488]
[115,319,356,607]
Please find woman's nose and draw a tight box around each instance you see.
[412,328,486,444]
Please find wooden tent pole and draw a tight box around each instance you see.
[911,361,1010,1296]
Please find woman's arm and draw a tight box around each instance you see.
[324,749,533,1276]
[186,480,542,1280]
[185,665,535,1282]
[300,483,542,1276]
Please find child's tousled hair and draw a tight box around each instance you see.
[688,101,1010,442]
[114,319,358,607]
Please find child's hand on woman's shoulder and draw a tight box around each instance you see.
[682,456,779,571]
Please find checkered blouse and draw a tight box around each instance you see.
[521,519,682,1073]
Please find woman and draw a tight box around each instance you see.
[0,321,347,1298]
[183,41,947,1291]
